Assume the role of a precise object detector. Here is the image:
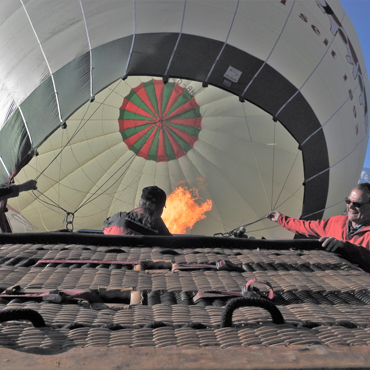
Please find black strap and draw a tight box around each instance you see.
[123,216,159,236]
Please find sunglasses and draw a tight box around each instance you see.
[345,198,370,208]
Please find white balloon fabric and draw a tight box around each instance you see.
[0,0,368,237]
[11,77,304,237]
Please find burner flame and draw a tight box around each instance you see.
[162,186,212,234]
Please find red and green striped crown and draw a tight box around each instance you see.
[119,79,202,162]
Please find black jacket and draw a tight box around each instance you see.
[103,207,172,236]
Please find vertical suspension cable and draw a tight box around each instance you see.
[268,10,361,214]
[242,103,271,211]
[57,128,65,224]
[270,121,276,211]
[164,0,187,78]
[33,84,117,181]
[31,81,133,222]
[268,10,357,218]
[240,0,296,98]
[74,153,137,212]
[34,155,51,231]
[0,75,33,146]
[204,0,240,84]
[295,133,367,221]
[301,82,361,147]
[301,199,344,219]
[14,196,27,233]
[305,134,367,184]
[272,150,300,210]
[123,0,137,78]
[20,0,63,123]
[273,13,340,120]
[79,0,94,99]
[0,156,10,177]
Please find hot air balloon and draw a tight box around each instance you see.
[0,0,368,238]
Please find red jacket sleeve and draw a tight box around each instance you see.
[277,215,370,272]
[277,215,329,239]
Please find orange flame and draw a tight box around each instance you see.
[162,186,212,234]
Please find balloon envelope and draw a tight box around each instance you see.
[0,0,368,237]
[11,77,303,237]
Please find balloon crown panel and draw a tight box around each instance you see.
[119,80,201,162]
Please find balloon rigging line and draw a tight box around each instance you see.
[61,76,121,144]
[32,189,69,214]
[124,0,136,78]
[0,156,10,177]
[79,0,94,99]
[242,103,272,211]
[305,133,367,184]
[300,82,361,147]
[301,199,344,219]
[34,82,120,181]
[270,181,345,232]
[57,129,65,223]
[164,0,187,78]
[233,215,268,231]
[33,113,88,181]
[0,75,32,146]
[35,151,131,220]
[14,197,26,233]
[246,224,279,234]
[76,154,142,214]
[30,185,70,230]
[270,120,276,210]
[217,215,269,237]
[32,150,136,217]
[273,183,303,211]
[274,12,343,121]
[35,191,66,232]
[73,153,135,212]
[32,156,73,219]
[35,192,52,232]
[225,149,301,234]
[74,153,137,213]
[29,83,123,218]
[272,150,300,210]
[241,0,296,97]
[204,0,240,85]
[20,0,63,124]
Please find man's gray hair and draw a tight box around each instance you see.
[355,183,370,202]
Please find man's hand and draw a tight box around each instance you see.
[319,236,345,252]
[266,211,281,222]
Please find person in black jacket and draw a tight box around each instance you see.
[0,180,37,202]
[103,186,171,236]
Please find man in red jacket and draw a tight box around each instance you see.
[267,183,370,271]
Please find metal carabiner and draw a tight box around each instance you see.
[64,212,75,232]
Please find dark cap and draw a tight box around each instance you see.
[141,186,167,207]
